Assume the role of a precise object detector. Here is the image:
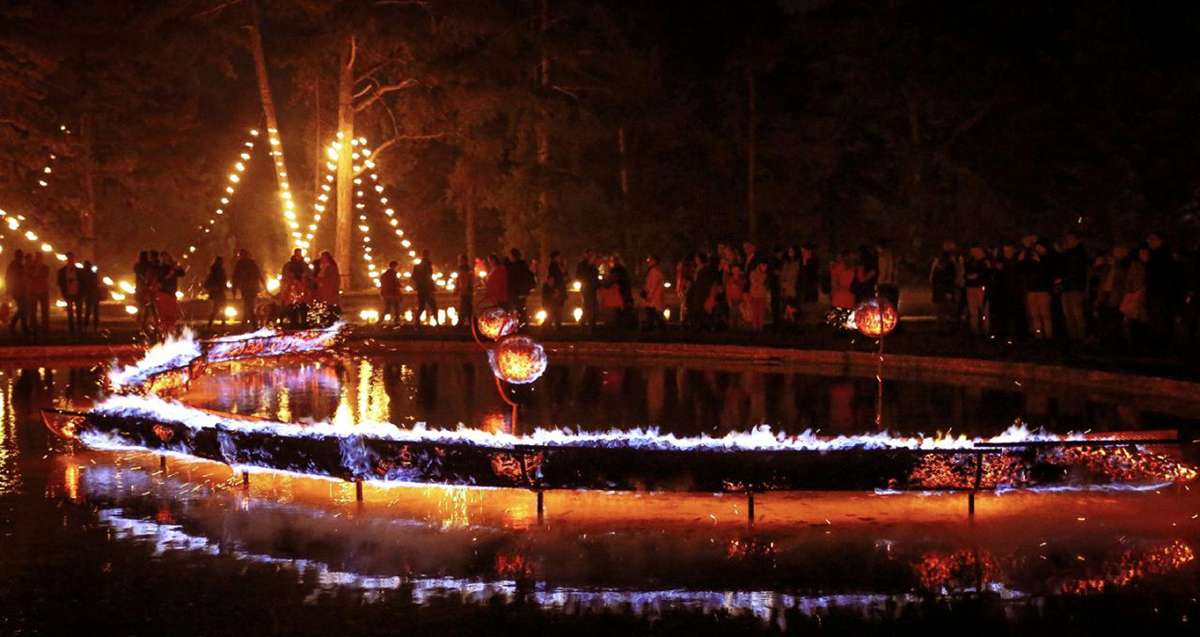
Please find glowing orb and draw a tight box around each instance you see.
[854,297,899,338]
[475,307,520,341]
[488,335,548,385]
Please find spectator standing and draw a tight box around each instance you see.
[80,261,101,332]
[963,245,991,335]
[314,251,341,311]
[1021,241,1054,340]
[232,249,264,328]
[27,252,50,335]
[483,254,509,309]
[57,253,82,336]
[747,261,770,331]
[203,256,227,329]
[725,264,746,327]
[506,249,534,324]
[379,261,402,324]
[543,251,568,329]
[989,243,1024,339]
[830,250,857,311]
[1056,232,1089,342]
[930,241,960,333]
[641,255,666,330]
[155,252,185,336]
[413,250,437,324]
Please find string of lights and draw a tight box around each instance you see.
[180,128,260,265]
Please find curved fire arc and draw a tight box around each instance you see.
[42,326,1198,494]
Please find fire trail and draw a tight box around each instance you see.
[43,325,1198,494]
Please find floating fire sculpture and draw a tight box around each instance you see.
[474,307,521,343]
[488,335,548,385]
[854,297,898,339]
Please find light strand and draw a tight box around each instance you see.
[181,128,260,264]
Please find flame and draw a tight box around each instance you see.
[487,336,548,385]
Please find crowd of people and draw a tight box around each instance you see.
[465,232,1200,352]
[926,231,1199,350]
[6,230,1199,356]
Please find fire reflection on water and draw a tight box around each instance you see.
[56,452,1199,624]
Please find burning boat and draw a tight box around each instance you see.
[43,325,1197,494]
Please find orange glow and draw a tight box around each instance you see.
[489,335,548,384]
[475,307,520,341]
[854,297,898,338]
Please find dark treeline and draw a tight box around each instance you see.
[3,0,1200,285]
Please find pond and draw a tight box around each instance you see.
[1,350,1198,635]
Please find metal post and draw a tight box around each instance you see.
[242,471,250,490]
[747,491,755,526]
[159,455,166,471]
[969,450,984,520]
[355,479,364,503]
[536,489,544,525]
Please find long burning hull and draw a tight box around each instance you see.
[43,408,1196,493]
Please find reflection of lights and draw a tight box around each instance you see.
[118,280,136,294]
[359,309,380,323]
[54,300,67,309]
[572,307,583,323]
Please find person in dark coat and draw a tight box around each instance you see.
[204,256,228,329]
[505,249,534,324]
[80,261,101,333]
[542,251,568,329]
[412,250,437,325]
[232,249,265,327]
[57,253,83,336]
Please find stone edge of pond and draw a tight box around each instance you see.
[1,338,1194,402]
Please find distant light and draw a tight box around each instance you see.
[572,307,583,323]
[534,309,548,325]
[223,306,238,319]
[572,280,582,292]
[124,305,139,315]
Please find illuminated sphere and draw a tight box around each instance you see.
[488,335,548,385]
[854,297,899,338]
[475,307,521,341]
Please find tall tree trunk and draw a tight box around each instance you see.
[247,0,295,260]
[746,69,757,242]
[536,0,551,272]
[465,201,476,267]
[618,125,632,255]
[78,113,97,261]
[334,34,356,291]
